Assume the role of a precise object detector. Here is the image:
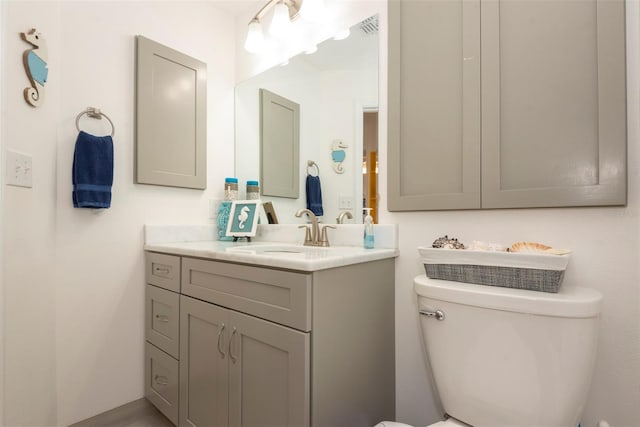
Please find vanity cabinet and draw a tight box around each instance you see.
[388,0,626,210]
[180,295,309,427]
[145,251,395,427]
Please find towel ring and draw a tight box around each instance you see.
[75,107,115,137]
[307,160,319,177]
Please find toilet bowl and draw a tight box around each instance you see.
[378,275,603,427]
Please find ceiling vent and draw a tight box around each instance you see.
[359,15,379,35]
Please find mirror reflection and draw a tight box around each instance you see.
[235,15,379,224]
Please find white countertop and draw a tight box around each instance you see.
[144,224,399,272]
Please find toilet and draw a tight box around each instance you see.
[379,275,603,427]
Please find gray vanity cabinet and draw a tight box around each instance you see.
[179,295,309,427]
[388,0,627,210]
[146,252,395,427]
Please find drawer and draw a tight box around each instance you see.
[146,252,180,292]
[182,258,312,331]
[145,342,178,426]
[146,285,179,359]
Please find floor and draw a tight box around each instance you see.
[69,398,174,427]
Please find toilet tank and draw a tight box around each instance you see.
[414,276,602,427]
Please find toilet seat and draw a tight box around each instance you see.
[375,417,470,427]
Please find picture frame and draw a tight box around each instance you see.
[225,200,260,238]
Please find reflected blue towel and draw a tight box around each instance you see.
[72,131,113,208]
[306,175,323,216]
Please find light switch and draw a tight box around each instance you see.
[6,150,33,188]
[339,195,353,209]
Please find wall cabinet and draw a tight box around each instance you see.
[145,251,395,427]
[388,0,627,210]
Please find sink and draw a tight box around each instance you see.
[226,244,327,257]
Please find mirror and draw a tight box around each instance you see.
[235,15,379,224]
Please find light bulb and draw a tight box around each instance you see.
[269,2,292,38]
[300,0,327,22]
[244,20,264,53]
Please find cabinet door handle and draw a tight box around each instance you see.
[217,323,226,359]
[154,314,169,323]
[228,327,238,364]
[154,266,170,275]
[154,374,169,386]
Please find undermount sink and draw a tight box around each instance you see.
[226,244,327,257]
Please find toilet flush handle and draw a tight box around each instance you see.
[419,309,445,321]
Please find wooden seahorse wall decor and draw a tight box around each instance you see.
[20,28,48,107]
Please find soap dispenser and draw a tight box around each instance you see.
[363,208,374,249]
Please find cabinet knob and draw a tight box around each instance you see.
[154,374,169,386]
[154,314,169,323]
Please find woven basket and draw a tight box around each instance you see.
[419,247,570,293]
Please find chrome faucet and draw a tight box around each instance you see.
[295,208,335,247]
[336,210,353,224]
[295,208,320,246]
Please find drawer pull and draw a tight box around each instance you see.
[217,323,226,359]
[155,314,169,323]
[154,266,170,275]
[154,374,169,386]
[229,327,238,364]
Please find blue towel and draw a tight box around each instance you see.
[72,131,113,208]
[306,175,323,216]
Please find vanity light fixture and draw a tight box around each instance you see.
[269,1,293,38]
[244,19,265,53]
[299,0,327,22]
[244,0,328,53]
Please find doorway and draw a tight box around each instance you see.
[362,111,378,223]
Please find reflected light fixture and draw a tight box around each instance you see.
[333,28,350,40]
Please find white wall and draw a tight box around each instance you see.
[239,1,640,427]
[2,1,235,425]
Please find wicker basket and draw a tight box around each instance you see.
[419,247,570,293]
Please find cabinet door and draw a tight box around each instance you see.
[481,0,626,208]
[179,296,228,427]
[388,0,481,211]
[228,311,310,427]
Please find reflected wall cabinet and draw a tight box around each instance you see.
[388,0,627,210]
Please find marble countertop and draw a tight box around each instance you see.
[144,224,399,272]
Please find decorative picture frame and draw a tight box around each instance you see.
[225,200,260,238]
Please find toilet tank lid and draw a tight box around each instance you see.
[414,275,603,318]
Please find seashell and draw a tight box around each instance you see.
[509,241,552,253]
[432,235,465,250]
[468,240,508,252]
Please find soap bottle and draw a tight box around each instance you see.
[363,208,374,249]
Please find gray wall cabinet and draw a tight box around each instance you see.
[388,0,627,211]
[145,252,395,427]
[136,36,207,190]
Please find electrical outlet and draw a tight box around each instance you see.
[6,150,32,188]
[339,195,353,209]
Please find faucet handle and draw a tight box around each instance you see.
[298,225,313,246]
[319,225,336,247]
